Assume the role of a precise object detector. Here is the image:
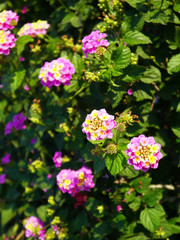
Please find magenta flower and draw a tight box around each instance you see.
[82,30,109,58]
[21,6,27,14]
[12,112,27,130]
[1,153,11,164]
[24,85,30,91]
[19,56,25,62]
[56,166,94,196]
[127,88,133,95]
[4,121,13,135]
[24,216,46,239]
[126,134,163,172]
[75,166,95,192]
[56,169,77,196]
[31,138,37,144]
[0,174,6,184]
[0,10,19,30]
[18,20,50,37]
[116,205,122,212]
[4,112,27,135]
[82,109,116,141]
[53,152,62,168]
[39,57,75,88]
[0,30,16,55]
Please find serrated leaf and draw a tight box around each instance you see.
[173,3,180,13]
[16,35,34,56]
[119,165,139,179]
[140,66,161,83]
[10,68,26,93]
[72,53,85,74]
[142,190,162,207]
[129,197,141,210]
[111,43,131,69]
[124,31,152,45]
[131,177,151,193]
[145,10,168,25]
[122,65,145,82]
[133,89,153,101]
[140,207,160,232]
[167,53,180,74]
[105,151,127,176]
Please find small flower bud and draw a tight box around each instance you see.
[106,143,118,155]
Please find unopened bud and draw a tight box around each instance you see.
[106,143,118,154]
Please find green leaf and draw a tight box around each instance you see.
[140,66,161,83]
[10,68,26,93]
[145,10,169,25]
[37,205,47,222]
[172,126,180,138]
[111,43,131,69]
[93,221,111,239]
[131,177,151,193]
[119,165,139,179]
[173,3,180,13]
[124,31,152,45]
[70,16,83,27]
[105,151,127,176]
[16,35,34,56]
[112,214,126,230]
[70,210,87,232]
[167,53,180,74]
[133,88,153,101]
[140,207,161,232]
[125,191,136,203]
[93,155,105,174]
[129,197,141,210]
[72,53,85,74]
[142,189,162,207]
[1,204,16,227]
[122,65,145,82]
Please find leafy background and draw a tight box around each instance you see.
[0,0,180,239]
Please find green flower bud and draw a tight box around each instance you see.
[106,143,118,155]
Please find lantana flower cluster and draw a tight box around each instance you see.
[82,30,109,58]
[53,152,62,168]
[126,134,163,172]
[4,112,27,135]
[0,10,19,30]
[82,109,116,141]
[0,30,16,55]
[39,58,75,88]
[1,153,11,164]
[18,20,50,37]
[24,216,46,240]
[56,166,95,196]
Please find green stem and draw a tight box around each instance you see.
[58,0,72,13]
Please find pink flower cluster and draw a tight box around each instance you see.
[82,30,109,58]
[82,109,116,141]
[18,20,50,37]
[53,152,62,168]
[0,10,19,30]
[0,30,16,55]
[24,216,46,240]
[4,112,27,135]
[126,134,163,172]
[1,153,11,164]
[39,58,75,88]
[56,166,95,196]
[0,174,6,184]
